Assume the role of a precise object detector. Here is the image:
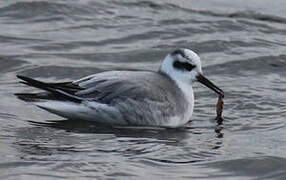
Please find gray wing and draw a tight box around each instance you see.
[73,71,185,105]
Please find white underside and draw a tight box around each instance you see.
[35,91,194,128]
[35,100,127,125]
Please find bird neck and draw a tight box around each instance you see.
[159,58,193,100]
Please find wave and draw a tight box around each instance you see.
[207,54,286,75]
[0,1,99,21]
[1,1,285,25]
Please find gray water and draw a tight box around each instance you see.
[1,0,286,179]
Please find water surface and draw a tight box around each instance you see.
[1,0,286,179]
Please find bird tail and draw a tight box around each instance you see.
[16,75,82,103]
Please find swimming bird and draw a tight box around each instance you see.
[16,48,224,128]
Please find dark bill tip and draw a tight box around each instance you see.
[196,74,224,98]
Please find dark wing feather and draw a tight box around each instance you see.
[16,75,84,103]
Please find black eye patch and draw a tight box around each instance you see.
[173,61,196,71]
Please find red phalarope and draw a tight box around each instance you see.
[16,48,224,128]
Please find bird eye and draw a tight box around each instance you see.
[173,61,196,71]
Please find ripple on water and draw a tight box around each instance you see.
[1,0,286,179]
[199,156,286,179]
